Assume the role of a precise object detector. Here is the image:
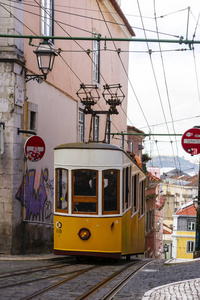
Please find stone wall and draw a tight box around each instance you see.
[0,1,25,254]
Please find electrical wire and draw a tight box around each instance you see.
[5,0,183,39]
[3,0,200,161]
[153,1,182,172]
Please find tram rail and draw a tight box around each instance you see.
[0,258,151,299]
[77,260,151,300]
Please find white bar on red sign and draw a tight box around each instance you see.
[183,139,200,144]
[27,146,44,151]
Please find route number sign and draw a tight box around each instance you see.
[181,127,200,155]
[24,135,46,162]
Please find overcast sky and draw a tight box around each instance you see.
[121,0,200,163]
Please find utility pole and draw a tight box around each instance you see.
[194,159,200,258]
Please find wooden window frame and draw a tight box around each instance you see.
[102,169,120,215]
[55,168,68,213]
[72,169,98,215]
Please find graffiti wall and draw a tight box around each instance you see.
[16,168,54,223]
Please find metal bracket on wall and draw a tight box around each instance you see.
[17,128,37,135]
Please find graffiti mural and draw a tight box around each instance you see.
[16,168,54,222]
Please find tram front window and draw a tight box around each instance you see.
[74,170,96,196]
[56,169,68,212]
[72,170,98,214]
[103,170,119,214]
[74,202,96,213]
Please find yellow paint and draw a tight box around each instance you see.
[54,210,145,256]
[176,231,195,259]
[121,210,145,255]
[54,215,121,254]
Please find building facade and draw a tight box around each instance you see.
[145,171,164,259]
[172,201,196,259]
[0,0,134,254]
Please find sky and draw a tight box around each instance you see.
[120,0,200,163]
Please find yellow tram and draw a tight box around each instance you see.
[54,143,146,259]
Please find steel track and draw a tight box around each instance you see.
[77,260,152,300]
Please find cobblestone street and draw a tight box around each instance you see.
[0,255,200,299]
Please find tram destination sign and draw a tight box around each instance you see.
[181,127,200,155]
[24,135,46,162]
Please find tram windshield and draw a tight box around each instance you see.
[74,170,96,196]
[55,169,68,212]
[72,169,98,214]
[103,169,119,213]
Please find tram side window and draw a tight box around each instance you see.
[56,169,68,212]
[72,170,98,213]
[139,180,145,217]
[131,174,139,215]
[103,169,119,214]
[123,167,130,211]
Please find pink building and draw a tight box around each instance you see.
[0,0,134,254]
[145,171,164,259]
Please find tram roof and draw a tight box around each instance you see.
[55,142,145,174]
[54,142,122,151]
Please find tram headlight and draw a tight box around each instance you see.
[78,228,91,240]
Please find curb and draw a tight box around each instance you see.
[142,278,200,299]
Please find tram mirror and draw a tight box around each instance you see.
[0,124,4,154]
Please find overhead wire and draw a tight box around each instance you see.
[135,0,167,169]
[0,2,36,35]
[152,0,181,172]
[191,12,200,104]
[3,1,200,160]
[33,0,109,117]
[6,0,183,39]
[140,115,200,129]
[96,0,151,132]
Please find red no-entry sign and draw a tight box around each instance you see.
[182,127,200,155]
[24,135,46,162]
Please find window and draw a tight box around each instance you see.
[149,210,152,231]
[186,241,195,253]
[123,167,130,211]
[41,0,54,37]
[131,174,139,214]
[102,169,119,214]
[55,169,68,212]
[78,108,85,142]
[28,102,38,133]
[30,111,36,131]
[105,117,111,144]
[188,221,196,231]
[121,133,124,150]
[139,180,145,217]
[146,211,148,233]
[93,33,100,83]
[72,169,98,214]
[151,209,154,228]
[130,142,133,153]
[93,115,99,142]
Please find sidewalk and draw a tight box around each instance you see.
[142,258,200,300]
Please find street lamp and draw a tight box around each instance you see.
[193,196,198,211]
[25,40,57,83]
